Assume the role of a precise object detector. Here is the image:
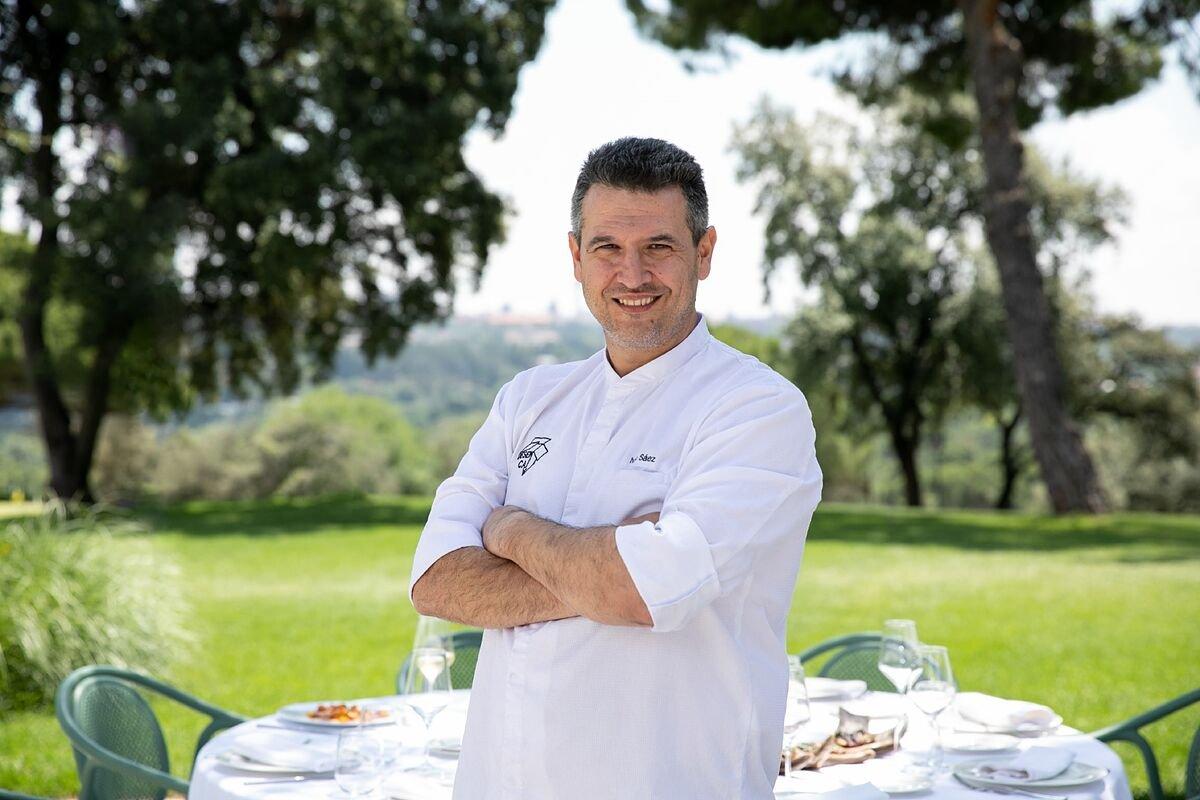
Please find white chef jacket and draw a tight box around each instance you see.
[408,315,822,799]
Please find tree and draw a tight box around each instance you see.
[734,97,1123,506]
[0,0,552,501]
[627,0,1192,512]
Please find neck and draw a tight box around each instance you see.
[605,312,700,377]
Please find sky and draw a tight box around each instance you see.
[456,0,1200,327]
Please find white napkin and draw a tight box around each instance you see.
[976,746,1075,781]
[956,692,1058,731]
[812,784,889,800]
[383,771,455,800]
[806,677,869,700]
[228,730,337,772]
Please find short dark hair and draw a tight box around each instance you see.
[570,137,709,245]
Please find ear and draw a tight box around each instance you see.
[568,231,583,283]
[696,226,716,281]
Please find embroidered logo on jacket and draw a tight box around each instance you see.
[516,436,552,475]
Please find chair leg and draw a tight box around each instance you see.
[1126,731,1165,800]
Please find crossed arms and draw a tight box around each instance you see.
[410,507,657,629]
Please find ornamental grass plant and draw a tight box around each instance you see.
[0,502,189,711]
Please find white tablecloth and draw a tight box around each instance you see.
[189,691,1132,800]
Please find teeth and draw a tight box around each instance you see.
[617,297,656,306]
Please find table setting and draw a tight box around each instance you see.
[189,617,1132,800]
[774,619,1129,800]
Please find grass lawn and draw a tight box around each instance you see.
[1,497,1198,797]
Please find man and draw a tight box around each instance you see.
[409,137,822,799]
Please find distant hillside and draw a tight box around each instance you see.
[1165,325,1200,349]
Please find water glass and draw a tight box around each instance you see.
[335,729,384,797]
[781,655,812,777]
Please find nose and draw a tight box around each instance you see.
[613,248,652,290]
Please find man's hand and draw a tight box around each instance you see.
[619,511,660,527]
[482,505,529,559]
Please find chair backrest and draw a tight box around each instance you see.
[798,632,898,693]
[58,673,170,800]
[398,630,484,693]
[1188,720,1200,800]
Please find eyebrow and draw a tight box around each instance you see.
[586,233,684,248]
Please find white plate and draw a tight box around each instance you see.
[276,700,398,728]
[843,694,910,719]
[807,677,869,701]
[950,712,1064,736]
[215,749,331,775]
[943,733,1021,754]
[954,758,1109,789]
[872,774,935,794]
[774,771,844,796]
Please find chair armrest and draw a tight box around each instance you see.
[1091,687,1200,741]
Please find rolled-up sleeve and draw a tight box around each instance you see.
[408,381,513,603]
[615,382,821,632]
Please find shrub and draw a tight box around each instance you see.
[0,504,189,710]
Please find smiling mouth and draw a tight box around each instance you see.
[612,295,662,312]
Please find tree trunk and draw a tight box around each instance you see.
[888,426,923,507]
[960,0,1106,514]
[995,405,1023,510]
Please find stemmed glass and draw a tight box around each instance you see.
[413,616,458,673]
[335,729,385,797]
[878,619,921,694]
[781,656,812,778]
[401,646,454,778]
[908,644,956,773]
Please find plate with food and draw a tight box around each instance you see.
[276,700,396,728]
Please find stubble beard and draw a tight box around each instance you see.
[590,266,699,355]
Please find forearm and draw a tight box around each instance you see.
[492,513,652,627]
[411,546,577,629]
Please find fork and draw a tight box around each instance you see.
[954,774,1070,800]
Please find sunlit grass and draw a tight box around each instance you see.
[1,497,1196,797]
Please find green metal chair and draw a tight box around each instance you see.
[397,630,484,693]
[798,632,898,692]
[1091,686,1200,800]
[0,791,52,799]
[55,665,247,799]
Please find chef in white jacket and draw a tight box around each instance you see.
[410,136,822,799]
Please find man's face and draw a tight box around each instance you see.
[569,185,715,357]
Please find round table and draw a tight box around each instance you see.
[190,690,1132,800]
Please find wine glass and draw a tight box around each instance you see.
[908,644,956,773]
[781,655,812,777]
[401,646,454,777]
[335,729,385,797]
[413,615,458,673]
[878,619,921,694]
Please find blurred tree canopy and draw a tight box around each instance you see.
[734,96,1125,507]
[628,0,1198,513]
[0,0,553,501]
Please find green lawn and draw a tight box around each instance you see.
[2,497,1198,797]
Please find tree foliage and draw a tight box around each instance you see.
[0,0,553,500]
[735,96,1124,506]
[628,0,1195,513]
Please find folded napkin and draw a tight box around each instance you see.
[816,783,889,800]
[383,771,454,800]
[956,692,1058,731]
[976,746,1075,782]
[229,730,337,772]
[806,677,868,700]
